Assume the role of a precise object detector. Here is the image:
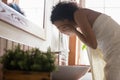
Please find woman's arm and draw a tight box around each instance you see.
[74,10,97,49]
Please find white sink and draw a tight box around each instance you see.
[52,65,90,80]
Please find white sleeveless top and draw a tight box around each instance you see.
[92,14,120,58]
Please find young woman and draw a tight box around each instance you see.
[50,1,120,80]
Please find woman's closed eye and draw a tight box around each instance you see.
[57,24,73,30]
[58,26,71,32]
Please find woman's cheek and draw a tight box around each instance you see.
[60,30,74,36]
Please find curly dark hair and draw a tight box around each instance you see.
[50,1,79,24]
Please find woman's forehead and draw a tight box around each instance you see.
[54,20,69,26]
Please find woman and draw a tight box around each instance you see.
[50,1,120,80]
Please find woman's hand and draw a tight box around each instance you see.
[57,24,77,35]
[53,19,77,36]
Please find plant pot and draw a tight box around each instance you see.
[3,70,51,80]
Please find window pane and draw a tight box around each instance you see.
[105,0,120,7]
[105,8,120,24]
[85,0,104,7]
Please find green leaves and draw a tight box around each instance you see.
[0,45,57,72]
[82,44,87,50]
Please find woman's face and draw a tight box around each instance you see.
[53,19,77,35]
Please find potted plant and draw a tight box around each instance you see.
[0,45,57,80]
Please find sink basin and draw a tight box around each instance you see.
[52,65,90,80]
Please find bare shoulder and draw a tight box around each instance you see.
[74,8,101,26]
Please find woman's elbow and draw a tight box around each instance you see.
[91,42,97,49]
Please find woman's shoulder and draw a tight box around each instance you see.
[74,8,101,19]
[81,8,102,26]
[74,8,102,26]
